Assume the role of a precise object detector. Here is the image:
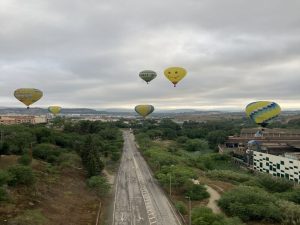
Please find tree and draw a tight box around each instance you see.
[185,139,209,152]
[218,186,281,222]
[207,130,227,149]
[7,165,35,186]
[87,176,110,197]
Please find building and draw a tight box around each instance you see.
[253,151,300,183]
[0,115,47,125]
[221,128,300,183]
[223,128,300,157]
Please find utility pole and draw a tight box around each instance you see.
[169,165,174,197]
[186,196,191,225]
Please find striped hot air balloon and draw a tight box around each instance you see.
[245,101,281,127]
[135,105,154,118]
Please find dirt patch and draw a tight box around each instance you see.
[0,155,19,169]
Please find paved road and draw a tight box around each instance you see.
[112,130,182,225]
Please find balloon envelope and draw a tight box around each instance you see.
[245,101,281,127]
[48,106,62,116]
[164,67,187,87]
[135,105,154,117]
[14,88,43,107]
[139,70,157,84]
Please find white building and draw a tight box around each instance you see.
[253,151,300,183]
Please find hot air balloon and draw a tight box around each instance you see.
[14,88,43,109]
[245,101,281,127]
[164,67,187,87]
[135,105,154,118]
[139,70,157,84]
[48,106,62,116]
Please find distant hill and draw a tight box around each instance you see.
[0,107,100,115]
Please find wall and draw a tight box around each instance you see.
[253,151,300,183]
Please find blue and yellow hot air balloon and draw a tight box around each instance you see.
[135,105,154,118]
[245,101,281,127]
[139,70,157,84]
[14,88,43,109]
[164,67,187,87]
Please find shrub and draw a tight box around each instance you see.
[276,188,300,204]
[0,187,9,202]
[278,200,300,225]
[192,207,245,225]
[207,170,252,183]
[7,165,35,186]
[18,154,32,166]
[58,153,81,169]
[184,183,210,201]
[218,186,281,222]
[255,174,294,193]
[0,170,11,186]
[32,143,62,163]
[87,176,110,197]
[175,201,187,215]
[8,209,48,224]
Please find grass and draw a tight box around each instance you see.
[8,209,48,225]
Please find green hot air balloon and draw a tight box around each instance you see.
[139,70,157,84]
[135,105,155,118]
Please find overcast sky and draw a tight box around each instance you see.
[0,0,299,110]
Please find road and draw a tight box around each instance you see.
[205,185,222,214]
[112,130,182,225]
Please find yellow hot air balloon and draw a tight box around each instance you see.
[14,88,43,109]
[245,101,281,127]
[48,106,62,116]
[135,105,154,118]
[164,67,187,87]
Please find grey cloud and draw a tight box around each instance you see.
[0,0,300,110]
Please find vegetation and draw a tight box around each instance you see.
[218,186,281,222]
[0,119,123,223]
[192,207,245,225]
[175,201,187,215]
[7,165,36,186]
[87,176,111,197]
[133,118,300,225]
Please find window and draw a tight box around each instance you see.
[260,163,263,167]
[266,163,269,166]
[277,173,280,177]
[281,161,284,165]
[277,164,280,169]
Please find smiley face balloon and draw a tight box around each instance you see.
[164,67,187,87]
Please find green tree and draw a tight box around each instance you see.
[87,176,110,197]
[7,165,35,186]
[185,139,209,152]
[218,186,281,222]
